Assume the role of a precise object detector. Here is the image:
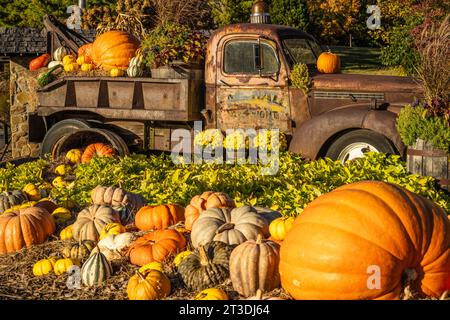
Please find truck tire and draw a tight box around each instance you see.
[40,119,92,158]
[53,128,129,159]
[325,129,397,163]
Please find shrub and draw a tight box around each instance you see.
[270,0,309,31]
[290,63,310,95]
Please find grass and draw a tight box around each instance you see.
[329,46,406,76]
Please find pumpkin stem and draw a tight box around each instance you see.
[216,223,235,235]
[255,289,263,300]
[136,270,146,281]
[440,290,449,300]
[198,245,210,266]
[256,234,264,244]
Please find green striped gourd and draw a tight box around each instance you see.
[81,250,113,286]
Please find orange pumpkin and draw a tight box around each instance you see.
[280,181,450,300]
[128,229,186,266]
[135,204,185,231]
[317,51,341,74]
[0,207,55,254]
[91,31,140,71]
[29,53,51,71]
[35,200,58,214]
[185,192,235,231]
[81,143,116,164]
[78,43,93,62]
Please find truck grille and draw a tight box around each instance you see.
[313,91,385,101]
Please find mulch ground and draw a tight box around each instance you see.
[0,234,290,301]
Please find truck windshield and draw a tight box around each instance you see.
[283,38,322,66]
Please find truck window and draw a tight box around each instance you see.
[283,38,320,66]
[224,40,279,75]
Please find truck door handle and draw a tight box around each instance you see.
[219,79,231,87]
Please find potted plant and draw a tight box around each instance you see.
[141,23,207,79]
[396,15,450,190]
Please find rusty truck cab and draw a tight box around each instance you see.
[204,23,316,136]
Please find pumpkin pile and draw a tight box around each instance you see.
[0,179,449,300]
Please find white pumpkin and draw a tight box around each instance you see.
[53,47,68,62]
[48,61,63,69]
[91,232,135,261]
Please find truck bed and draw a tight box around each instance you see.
[37,77,204,122]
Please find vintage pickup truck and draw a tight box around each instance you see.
[31,9,419,163]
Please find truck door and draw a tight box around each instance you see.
[215,35,291,133]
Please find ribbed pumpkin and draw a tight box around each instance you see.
[35,200,58,214]
[22,183,41,201]
[127,53,144,77]
[0,190,28,214]
[81,251,113,287]
[185,191,235,231]
[128,229,186,266]
[174,250,192,268]
[230,234,281,297]
[135,204,185,231]
[178,241,232,291]
[62,240,96,263]
[72,205,121,242]
[78,43,93,60]
[53,47,68,62]
[60,224,74,240]
[127,269,171,300]
[33,257,57,276]
[99,222,125,240]
[269,216,294,241]
[91,31,140,71]
[317,51,341,74]
[0,207,55,254]
[66,149,83,164]
[54,258,80,276]
[51,207,72,224]
[280,181,450,300]
[93,232,135,261]
[195,288,229,300]
[91,185,147,215]
[190,206,269,248]
[81,143,116,164]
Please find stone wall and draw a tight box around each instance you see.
[9,58,40,159]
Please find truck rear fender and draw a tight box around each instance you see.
[288,105,404,160]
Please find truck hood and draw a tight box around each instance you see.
[312,73,420,94]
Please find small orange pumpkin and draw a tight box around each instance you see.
[78,43,93,62]
[317,51,341,74]
[128,229,186,266]
[135,204,185,231]
[81,143,116,164]
[185,192,235,231]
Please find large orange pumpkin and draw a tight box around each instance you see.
[135,204,185,231]
[128,229,186,266]
[317,51,341,74]
[0,207,55,254]
[185,192,235,231]
[91,31,140,71]
[81,143,116,164]
[280,181,450,300]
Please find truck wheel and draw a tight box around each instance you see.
[53,128,129,159]
[40,119,92,158]
[325,129,397,163]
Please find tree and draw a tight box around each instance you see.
[208,0,258,27]
[270,0,309,31]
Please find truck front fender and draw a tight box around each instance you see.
[288,105,405,160]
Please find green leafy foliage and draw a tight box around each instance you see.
[142,23,207,68]
[396,104,450,154]
[269,0,309,31]
[290,63,311,95]
[1,153,448,216]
